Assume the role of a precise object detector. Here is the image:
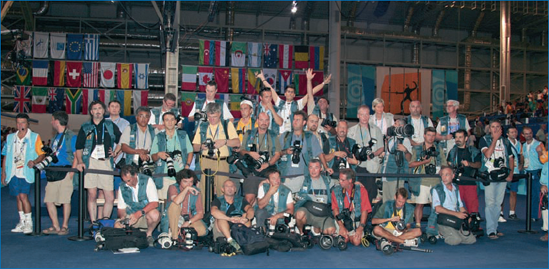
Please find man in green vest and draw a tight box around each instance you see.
[120,107,155,173]
[115,165,161,247]
[436,100,471,158]
[256,169,295,229]
[148,93,180,133]
[408,100,434,147]
[188,80,234,125]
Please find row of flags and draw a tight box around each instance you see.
[17,61,149,89]
[33,32,100,61]
[181,92,258,119]
[198,40,325,70]
[13,85,148,116]
[181,66,325,96]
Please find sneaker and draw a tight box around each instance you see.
[540,233,548,242]
[11,221,24,233]
[228,238,242,254]
[403,238,418,247]
[23,220,33,234]
[508,214,518,220]
[147,236,155,247]
[498,214,507,223]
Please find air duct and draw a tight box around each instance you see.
[347,1,359,27]
[33,1,49,16]
[432,9,445,37]
[225,1,235,41]
[471,12,485,37]
[403,6,414,32]
[463,45,472,110]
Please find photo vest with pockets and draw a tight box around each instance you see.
[244,128,278,158]
[333,183,363,219]
[217,195,245,216]
[380,200,415,229]
[119,174,151,215]
[193,98,226,131]
[318,132,331,155]
[295,175,332,209]
[447,145,480,180]
[328,136,357,170]
[261,183,291,215]
[80,120,116,167]
[406,115,429,129]
[3,131,40,184]
[409,142,445,196]
[312,106,335,122]
[277,99,299,128]
[255,103,280,134]
[198,119,231,155]
[479,134,511,173]
[153,129,190,189]
[279,131,314,177]
[426,183,461,235]
[125,124,156,165]
[438,114,467,149]
[55,129,78,185]
[151,107,180,125]
[160,183,200,233]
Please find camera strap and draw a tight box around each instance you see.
[52,129,67,155]
[343,186,355,212]
[359,124,372,147]
[392,201,405,222]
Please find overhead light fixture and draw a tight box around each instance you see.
[291,1,298,13]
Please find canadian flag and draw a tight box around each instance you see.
[198,67,213,92]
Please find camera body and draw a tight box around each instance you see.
[394,219,406,232]
[336,209,354,232]
[352,139,377,162]
[274,213,296,234]
[34,146,59,171]
[337,158,347,170]
[318,234,348,251]
[386,124,414,138]
[157,232,173,249]
[424,146,439,159]
[227,152,254,177]
[380,238,395,255]
[291,140,303,164]
[321,118,337,128]
[203,138,215,157]
[211,237,235,254]
[425,164,437,175]
[194,111,208,122]
[180,227,198,249]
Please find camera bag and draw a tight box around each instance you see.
[96,227,148,251]
[230,224,269,255]
[303,200,332,217]
[45,165,71,182]
[436,213,463,230]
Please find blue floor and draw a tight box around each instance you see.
[1,178,548,268]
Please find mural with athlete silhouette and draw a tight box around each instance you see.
[377,68,429,116]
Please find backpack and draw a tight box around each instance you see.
[230,224,269,255]
[267,232,307,251]
[90,219,116,238]
[95,227,148,251]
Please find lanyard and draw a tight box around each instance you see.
[209,124,220,140]
[256,132,268,151]
[16,139,26,156]
[359,124,371,146]
[94,123,105,144]
[136,128,148,149]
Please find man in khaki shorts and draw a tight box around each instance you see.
[43,111,77,236]
[75,101,122,223]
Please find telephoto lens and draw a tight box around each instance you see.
[319,235,333,250]
[166,157,176,177]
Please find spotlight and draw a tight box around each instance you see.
[291,1,298,13]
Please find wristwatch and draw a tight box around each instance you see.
[188,220,193,225]
[141,210,146,216]
[360,223,366,228]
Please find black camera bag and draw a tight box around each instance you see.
[303,200,332,217]
[436,213,463,230]
[96,227,148,251]
[45,165,71,182]
[230,224,269,255]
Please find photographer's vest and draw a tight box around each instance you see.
[438,114,467,150]
[194,98,226,119]
[318,132,331,155]
[411,143,444,190]
[125,124,156,165]
[328,136,357,171]
[279,131,314,176]
[426,183,460,235]
[380,200,414,229]
[255,103,280,134]
[261,183,291,215]
[243,128,278,158]
[381,137,411,182]
[152,130,190,189]
[198,120,231,156]
[295,175,332,209]
[312,106,335,122]
[333,183,363,218]
[447,145,480,183]
[80,120,116,167]
[217,195,245,216]
[3,131,40,184]
[160,183,200,233]
[119,174,151,215]
[479,134,511,173]
[277,100,299,129]
[406,115,429,129]
[151,107,180,125]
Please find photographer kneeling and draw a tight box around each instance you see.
[256,169,295,230]
[426,166,476,246]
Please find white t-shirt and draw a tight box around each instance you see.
[276,98,306,134]
[13,132,30,178]
[410,117,434,144]
[257,185,293,213]
[120,126,153,164]
[117,177,159,210]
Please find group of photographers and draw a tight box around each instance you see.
[3,71,548,253]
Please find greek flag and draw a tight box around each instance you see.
[84,34,99,61]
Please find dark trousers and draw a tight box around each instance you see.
[355,166,378,203]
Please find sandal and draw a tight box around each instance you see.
[42,227,59,235]
[496,231,504,237]
[58,227,69,236]
[488,233,499,240]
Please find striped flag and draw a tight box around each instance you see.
[294,45,309,69]
[247,68,261,94]
[293,70,306,95]
[134,63,149,89]
[198,67,213,92]
[54,61,65,86]
[50,33,66,59]
[214,68,229,93]
[181,65,197,91]
[117,63,133,89]
[278,44,293,69]
[248,42,262,67]
[229,94,242,118]
[278,70,293,93]
[31,87,48,113]
[116,90,132,116]
[309,46,325,70]
[33,32,49,58]
[180,91,197,117]
[82,62,99,87]
[231,68,246,93]
[100,62,116,88]
[32,60,49,85]
[95,89,115,104]
[84,34,100,61]
[199,40,215,65]
[14,86,31,113]
[132,90,149,113]
[81,88,96,115]
[214,41,228,67]
[65,88,82,114]
[231,42,247,67]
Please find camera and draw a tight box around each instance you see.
[493,157,505,169]
[227,152,254,177]
[165,157,176,177]
[203,138,215,157]
[301,225,314,249]
[194,111,207,122]
[34,146,59,171]
[337,158,347,170]
[318,234,347,251]
[336,209,354,232]
[139,160,154,177]
[425,164,437,175]
[352,139,377,162]
[321,118,337,128]
[157,232,174,249]
[394,219,406,232]
[180,227,198,249]
[211,237,236,254]
[386,124,415,138]
[254,152,269,170]
[380,238,395,255]
[275,213,296,234]
[335,235,348,251]
[424,146,439,159]
[291,140,303,164]
[265,219,276,236]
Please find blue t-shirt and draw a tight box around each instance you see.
[50,132,77,166]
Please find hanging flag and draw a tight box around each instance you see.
[231,68,246,93]
[16,63,31,85]
[181,65,197,91]
[132,90,149,113]
[248,42,262,68]
[50,33,66,59]
[65,88,82,114]
[278,44,293,69]
[309,46,325,70]
[214,68,230,93]
[54,61,66,86]
[134,63,149,89]
[198,67,213,92]
[117,63,133,89]
[180,92,197,117]
[83,34,100,61]
[82,62,99,88]
[95,89,115,104]
[66,61,82,87]
[214,41,228,67]
[262,69,277,92]
[33,32,49,58]
[294,45,309,69]
[16,36,33,58]
[263,43,278,68]
[247,68,261,94]
[293,70,306,95]
[66,34,83,60]
[231,42,247,67]
[13,86,31,113]
[199,40,215,66]
[311,71,324,96]
[31,87,48,113]
[81,89,95,115]
[48,88,64,113]
[100,62,115,88]
[278,70,293,93]
[116,90,132,116]
[32,60,49,86]
[229,94,242,118]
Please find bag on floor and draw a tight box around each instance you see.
[230,224,269,255]
[95,227,148,251]
[90,219,116,238]
[437,213,463,230]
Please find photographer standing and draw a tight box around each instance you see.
[189,81,234,126]
[537,134,548,241]
[150,112,193,200]
[254,88,283,134]
[479,120,514,240]
[522,127,543,221]
[256,169,294,229]
[505,126,524,221]
[380,119,413,203]
[331,169,372,246]
[407,101,434,147]
[235,100,254,143]
[120,107,155,172]
[192,103,240,205]
[42,111,77,236]
[240,112,281,205]
[149,93,180,132]
[306,114,331,155]
[325,120,359,179]
[436,100,471,158]
[409,127,447,228]
[309,96,337,135]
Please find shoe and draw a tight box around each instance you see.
[508,214,518,220]
[531,218,539,222]
[23,220,33,234]
[57,227,69,236]
[11,221,24,233]
[540,233,548,242]
[488,233,499,240]
[228,238,242,254]
[403,238,418,247]
[498,214,507,223]
[147,236,155,247]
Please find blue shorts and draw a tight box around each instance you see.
[113,176,122,191]
[507,180,520,192]
[9,176,31,196]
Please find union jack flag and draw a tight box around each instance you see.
[14,86,31,113]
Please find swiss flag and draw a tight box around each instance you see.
[66,61,82,87]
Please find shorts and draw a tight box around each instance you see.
[409,185,434,204]
[44,173,74,205]
[243,177,263,196]
[296,207,336,231]
[212,220,235,240]
[84,158,113,191]
[9,176,30,196]
[507,178,523,192]
[157,177,176,201]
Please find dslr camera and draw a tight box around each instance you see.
[321,118,337,128]
[227,152,254,177]
[203,138,215,157]
[291,140,303,164]
[275,213,296,234]
[424,146,439,159]
[194,111,207,122]
[351,139,377,162]
[165,150,182,177]
[318,234,348,251]
[386,124,414,138]
[335,209,354,232]
[34,146,59,171]
[180,227,198,249]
